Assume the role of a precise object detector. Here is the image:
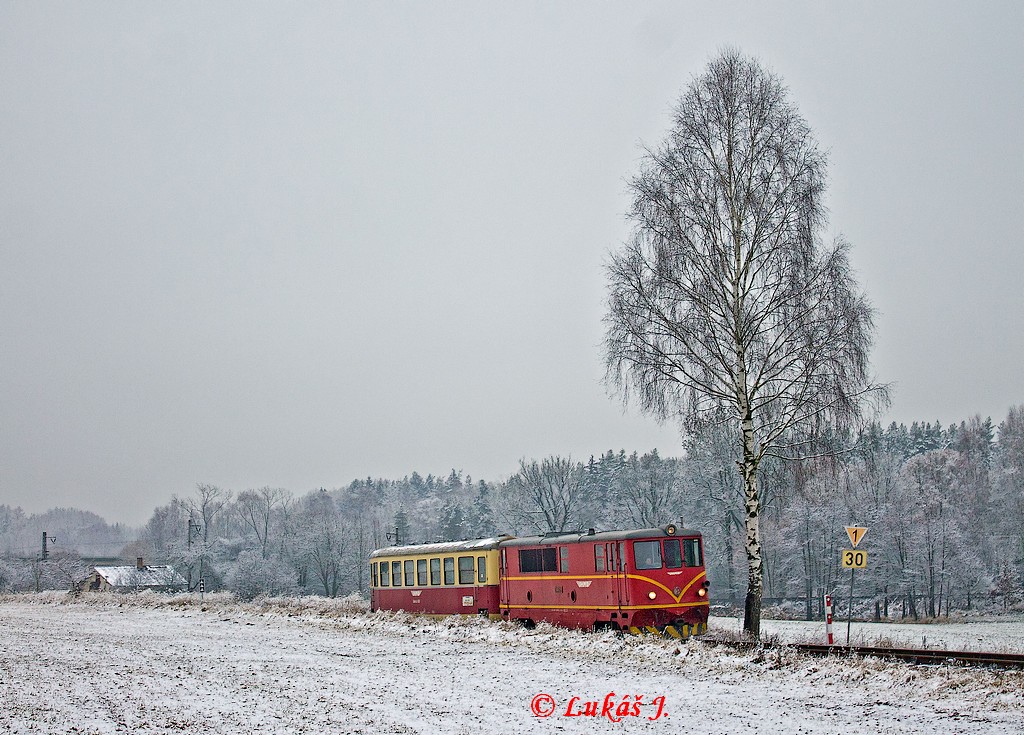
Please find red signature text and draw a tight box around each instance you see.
[530,692,668,722]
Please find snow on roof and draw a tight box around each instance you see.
[370,536,512,558]
[502,526,702,547]
[93,565,186,588]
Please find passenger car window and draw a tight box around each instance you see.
[458,556,474,584]
[430,558,441,585]
[392,561,402,586]
[443,557,455,585]
[417,559,428,586]
[477,556,486,583]
[634,540,662,570]
[404,560,415,586]
[663,539,683,569]
[380,561,389,587]
[371,562,378,587]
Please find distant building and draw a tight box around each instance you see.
[81,557,186,593]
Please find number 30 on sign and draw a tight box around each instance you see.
[841,549,867,568]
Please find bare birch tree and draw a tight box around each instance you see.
[605,49,886,638]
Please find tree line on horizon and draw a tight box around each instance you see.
[2,408,1022,619]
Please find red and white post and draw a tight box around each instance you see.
[824,594,834,645]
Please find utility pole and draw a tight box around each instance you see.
[41,531,56,560]
[187,518,202,590]
[385,526,401,545]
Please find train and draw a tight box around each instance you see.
[369,524,709,638]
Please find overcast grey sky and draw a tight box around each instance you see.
[2,2,1022,526]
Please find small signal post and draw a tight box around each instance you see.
[823,594,834,645]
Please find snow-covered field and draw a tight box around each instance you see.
[714,613,1024,654]
[1,594,1022,734]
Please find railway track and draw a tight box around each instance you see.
[792,644,1024,670]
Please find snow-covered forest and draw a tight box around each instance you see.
[2,408,1022,619]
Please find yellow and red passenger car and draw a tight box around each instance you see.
[370,537,508,619]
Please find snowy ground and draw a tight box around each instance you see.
[1,594,1022,734]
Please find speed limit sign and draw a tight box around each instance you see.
[841,549,867,568]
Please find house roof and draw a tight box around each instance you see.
[93,565,186,588]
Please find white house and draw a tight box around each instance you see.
[82,557,186,593]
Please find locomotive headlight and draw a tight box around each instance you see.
[698,588,707,597]
[648,591,657,600]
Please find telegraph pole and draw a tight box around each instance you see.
[385,526,401,545]
[41,531,56,560]
[186,518,202,590]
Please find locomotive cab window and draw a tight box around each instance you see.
[477,556,486,583]
[634,541,662,570]
[458,556,474,584]
[444,557,455,585]
[559,546,569,573]
[430,558,441,586]
[594,544,606,572]
[683,538,703,567]
[379,561,389,587]
[663,538,683,569]
[392,561,402,586]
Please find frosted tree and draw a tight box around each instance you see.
[185,484,232,544]
[617,450,681,528]
[235,487,290,559]
[297,490,347,597]
[605,49,886,638]
[500,456,585,533]
[994,406,1024,581]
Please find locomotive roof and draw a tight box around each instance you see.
[499,525,700,547]
[370,535,513,558]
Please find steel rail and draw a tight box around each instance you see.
[792,644,1024,669]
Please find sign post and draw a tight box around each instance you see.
[841,526,868,647]
[824,594,834,645]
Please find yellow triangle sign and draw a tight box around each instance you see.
[846,526,868,547]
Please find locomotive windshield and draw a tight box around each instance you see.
[683,538,703,567]
[634,541,662,570]
[663,539,683,568]
[634,538,702,569]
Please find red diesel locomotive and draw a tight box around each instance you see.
[370,524,709,637]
